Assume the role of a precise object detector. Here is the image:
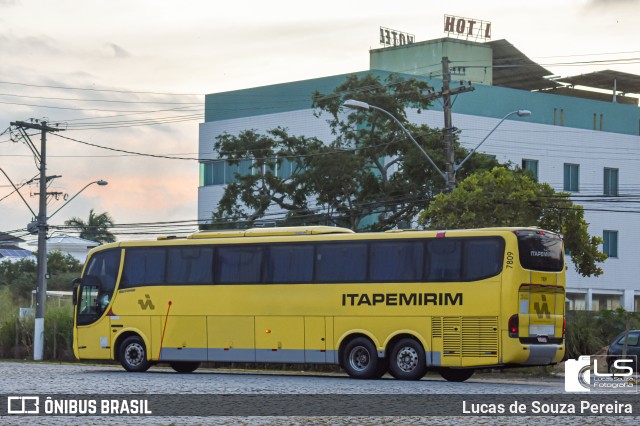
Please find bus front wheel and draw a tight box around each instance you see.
[170,361,201,373]
[439,368,474,382]
[119,336,151,372]
[342,337,385,379]
[388,338,427,381]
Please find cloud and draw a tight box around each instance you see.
[105,42,131,58]
[0,33,60,56]
[584,0,640,9]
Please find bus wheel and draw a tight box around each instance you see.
[388,338,427,381]
[439,368,474,382]
[119,336,151,372]
[170,361,201,373]
[342,337,382,380]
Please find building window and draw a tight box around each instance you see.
[603,230,618,258]
[200,160,254,186]
[554,108,565,126]
[563,163,579,192]
[566,293,586,311]
[592,294,621,311]
[604,168,619,196]
[225,160,253,184]
[522,159,538,182]
[635,295,640,313]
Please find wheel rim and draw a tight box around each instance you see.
[396,346,419,372]
[125,343,145,367]
[348,345,371,372]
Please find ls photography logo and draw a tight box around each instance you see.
[565,355,638,392]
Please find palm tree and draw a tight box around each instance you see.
[64,209,116,243]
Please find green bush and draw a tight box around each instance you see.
[43,303,75,360]
[0,288,74,360]
[565,309,640,359]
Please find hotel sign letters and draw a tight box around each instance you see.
[379,27,415,47]
[444,15,491,41]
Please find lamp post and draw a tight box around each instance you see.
[343,99,447,182]
[453,110,531,179]
[48,180,108,220]
[32,178,108,361]
[343,100,531,191]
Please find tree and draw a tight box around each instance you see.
[211,73,497,230]
[419,166,607,277]
[0,252,83,301]
[64,209,115,244]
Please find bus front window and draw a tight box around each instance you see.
[76,249,120,325]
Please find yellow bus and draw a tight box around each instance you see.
[72,226,565,381]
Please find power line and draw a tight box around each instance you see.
[0,80,203,96]
[0,92,201,105]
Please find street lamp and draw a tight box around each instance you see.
[32,178,108,361]
[454,109,531,175]
[48,180,108,220]
[344,100,531,190]
[343,99,447,182]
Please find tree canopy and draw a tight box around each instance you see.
[420,167,607,277]
[210,73,497,230]
[0,251,82,301]
[64,209,115,243]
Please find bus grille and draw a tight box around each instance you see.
[432,316,498,358]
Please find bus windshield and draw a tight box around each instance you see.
[515,230,564,272]
[76,249,120,325]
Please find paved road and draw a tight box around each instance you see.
[0,361,637,425]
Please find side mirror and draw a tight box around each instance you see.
[72,278,82,306]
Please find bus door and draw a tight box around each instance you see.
[74,249,121,360]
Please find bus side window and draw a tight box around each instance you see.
[268,244,314,283]
[122,248,167,287]
[426,240,462,281]
[166,247,214,284]
[369,241,424,282]
[316,243,367,283]
[463,238,504,280]
[217,246,263,284]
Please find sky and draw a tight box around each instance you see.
[1,0,639,243]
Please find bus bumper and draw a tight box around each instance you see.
[521,344,564,365]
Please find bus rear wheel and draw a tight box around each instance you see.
[170,361,201,373]
[119,336,151,372]
[439,368,474,382]
[388,338,427,381]
[342,337,384,379]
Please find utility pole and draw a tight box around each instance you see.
[442,57,455,192]
[10,120,63,361]
[420,57,475,191]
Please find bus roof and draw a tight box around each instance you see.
[186,225,355,240]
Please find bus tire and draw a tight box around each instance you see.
[439,368,474,382]
[119,336,151,372]
[388,338,427,381]
[170,361,201,373]
[342,337,382,380]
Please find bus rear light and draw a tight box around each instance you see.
[508,314,519,337]
[563,316,566,338]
